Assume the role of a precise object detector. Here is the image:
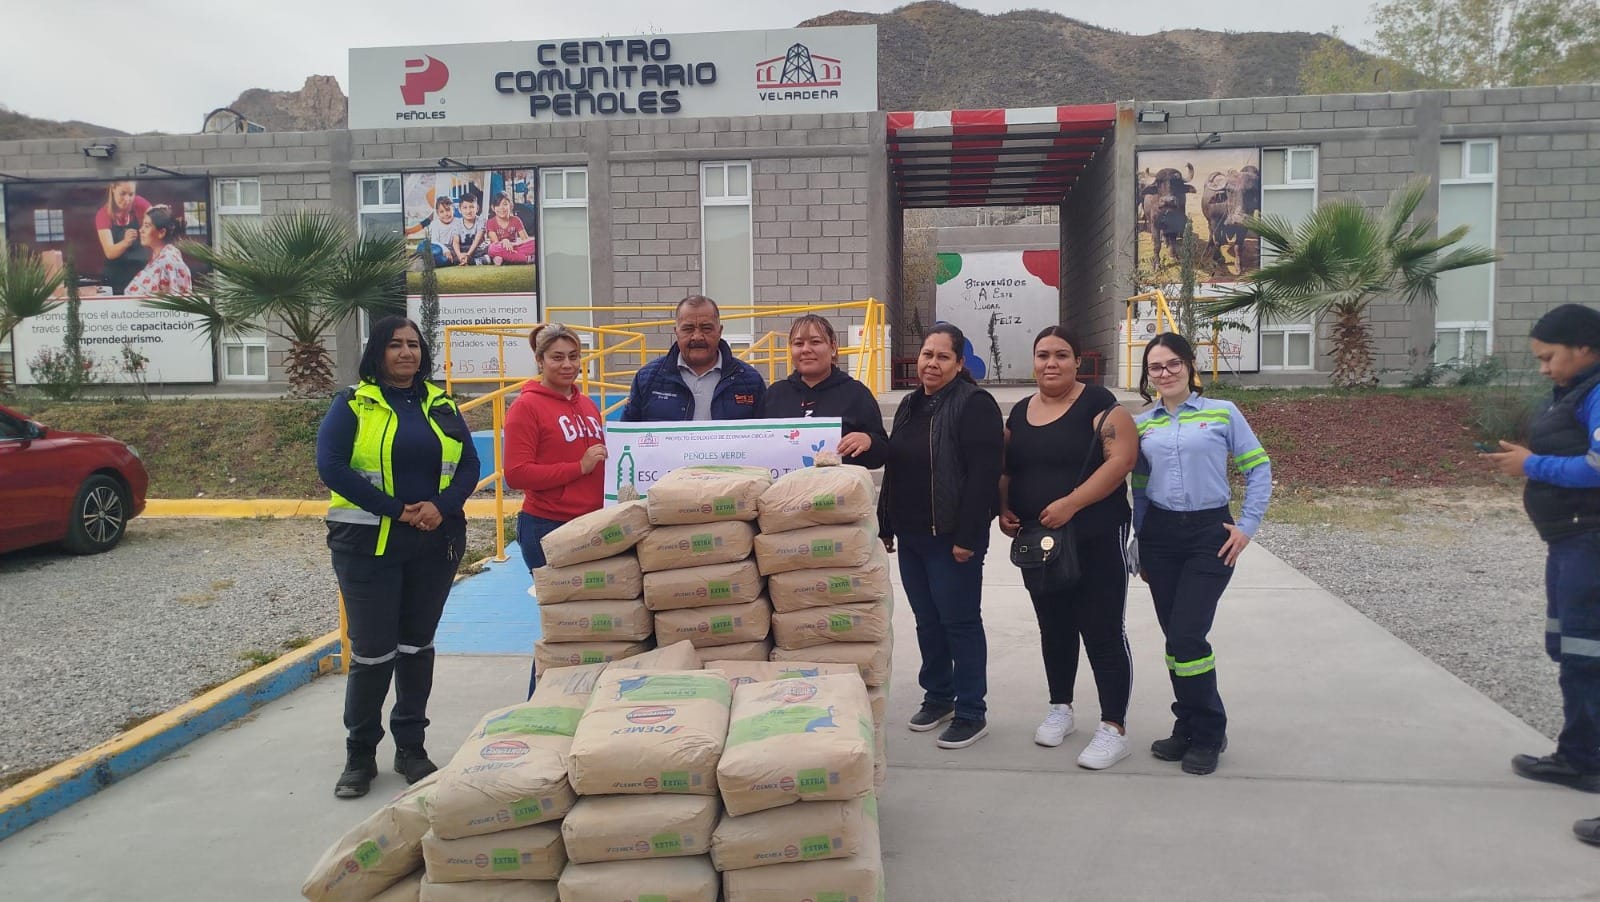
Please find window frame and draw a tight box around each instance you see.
[221,336,270,382]
[1435,139,1498,362]
[1258,145,1319,371]
[699,161,754,307]
[357,173,403,240]
[538,167,592,324]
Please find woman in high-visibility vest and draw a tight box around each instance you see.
[316,315,481,799]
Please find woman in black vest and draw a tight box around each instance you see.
[999,327,1138,768]
[1483,304,1600,846]
[879,323,1003,749]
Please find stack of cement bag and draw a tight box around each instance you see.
[642,466,775,662]
[703,661,884,901]
[530,502,654,673]
[558,665,735,901]
[756,464,893,788]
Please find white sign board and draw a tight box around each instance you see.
[933,250,1060,381]
[350,26,878,129]
[411,293,539,381]
[603,418,843,503]
[11,299,212,385]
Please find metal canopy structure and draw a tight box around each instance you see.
[887,103,1118,208]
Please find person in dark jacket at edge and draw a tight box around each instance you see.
[315,315,481,800]
[1482,303,1600,848]
[758,314,888,468]
[621,294,766,421]
[878,323,1005,749]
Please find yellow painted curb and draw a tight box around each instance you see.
[143,498,511,519]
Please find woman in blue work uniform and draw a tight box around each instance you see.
[1132,333,1271,775]
[316,316,481,799]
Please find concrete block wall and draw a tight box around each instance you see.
[1062,109,1130,379]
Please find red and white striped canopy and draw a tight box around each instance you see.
[887,103,1117,208]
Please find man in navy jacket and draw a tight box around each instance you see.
[621,295,767,421]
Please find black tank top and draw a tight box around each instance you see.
[1004,385,1130,535]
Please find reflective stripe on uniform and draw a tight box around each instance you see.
[440,460,457,477]
[352,649,397,666]
[1131,473,1150,488]
[1561,636,1600,658]
[1549,617,1563,634]
[397,643,435,655]
[1234,448,1270,472]
[1166,653,1216,677]
[326,508,381,525]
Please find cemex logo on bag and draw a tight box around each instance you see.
[399,55,450,117]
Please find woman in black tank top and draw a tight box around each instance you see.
[999,326,1138,769]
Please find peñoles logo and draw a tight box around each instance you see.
[398,55,449,120]
[755,43,843,102]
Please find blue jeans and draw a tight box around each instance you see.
[518,512,566,698]
[897,532,988,721]
[1547,530,1600,772]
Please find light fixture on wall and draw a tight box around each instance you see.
[437,156,470,170]
[1195,132,1222,149]
[82,143,118,159]
[1137,109,1169,125]
[135,163,185,177]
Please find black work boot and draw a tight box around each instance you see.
[1574,816,1600,846]
[1511,753,1600,792]
[1150,726,1190,761]
[395,746,439,784]
[334,751,378,799]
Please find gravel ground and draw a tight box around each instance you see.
[1254,486,1563,741]
[0,517,498,782]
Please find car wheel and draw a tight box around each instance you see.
[64,475,130,554]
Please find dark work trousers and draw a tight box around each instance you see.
[1024,524,1134,726]
[332,523,465,756]
[1138,505,1234,748]
[1547,529,1600,772]
[517,512,566,699]
[897,532,989,721]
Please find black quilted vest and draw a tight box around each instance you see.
[1523,363,1600,542]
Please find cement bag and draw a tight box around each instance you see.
[636,521,757,572]
[419,878,557,902]
[607,639,701,671]
[302,773,437,902]
[426,667,601,839]
[722,795,882,902]
[772,603,889,650]
[717,675,874,816]
[557,856,720,902]
[756,465,876,534]
[371,871,422,902]
[706,660,859,689]
[753,522,877,576]
[768,548,892,613]
[540,598,653,642]
[569,670,734,797]
[653,597,772,649]
[710,798,865,871]
[772,640,891,687]
[646,465,772,525]
[873,718,887,789]
[643,558,764,612]
[421,823,566,882]
[533,639,652,676]
[541,500,651,567]
[561,794,720,863]
[699,639,773,663]
[533,554,642,604]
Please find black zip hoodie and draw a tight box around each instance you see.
[759,366,890,470]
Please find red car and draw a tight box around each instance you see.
[0,404,149,555]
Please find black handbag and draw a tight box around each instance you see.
[1009,408,1109,589]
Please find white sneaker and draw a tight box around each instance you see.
[1034,704,1075,747]
[1077,722,1131,770]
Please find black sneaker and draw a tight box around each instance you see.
[907,702,955,733]
[1511,753,1600,792]
[395,747,439,784]
[935,717,989,749]
[1575,816,1600,846]
[334,752,378,799]
[1150,728,1190,762]
[1181,743,1224,775]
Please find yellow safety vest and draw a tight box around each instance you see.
[327,380,465,555]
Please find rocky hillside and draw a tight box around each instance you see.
[224,75,347,132]
[0,106,126,141]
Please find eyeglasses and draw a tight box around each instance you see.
[1145,360,1187,376]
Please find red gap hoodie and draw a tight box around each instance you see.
[503,380,605,521]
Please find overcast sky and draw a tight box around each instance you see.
[2,0,1380,134]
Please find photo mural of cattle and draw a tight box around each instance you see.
[1135,148,1262,283]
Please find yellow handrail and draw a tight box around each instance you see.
[1124,290,1221,387]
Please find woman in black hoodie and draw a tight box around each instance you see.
[761,314,889,469]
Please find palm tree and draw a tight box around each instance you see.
[1205,178,1498,388]
[145,211,408,398]
[0,247,68,392]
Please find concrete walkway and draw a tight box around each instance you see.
[1,528,1596,900]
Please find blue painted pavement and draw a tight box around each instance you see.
[438,555,541,655]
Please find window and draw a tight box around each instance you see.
[1258,146,1318,370]
[1436,140,1497,364]
[222,338,269,381]
[701,162,752,307]
[540,168,592,326]
[0,183,6,253]
[358,174,403,240]
[33,208,64,242]
[215,178,262,247]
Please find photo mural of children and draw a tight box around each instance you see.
[452,192,489,265]
[485,192,536,265]
[95,180,152,294]
[422,195,463,266]
[401,169,535,296]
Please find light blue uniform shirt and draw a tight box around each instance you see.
[1132,393,1273,537]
